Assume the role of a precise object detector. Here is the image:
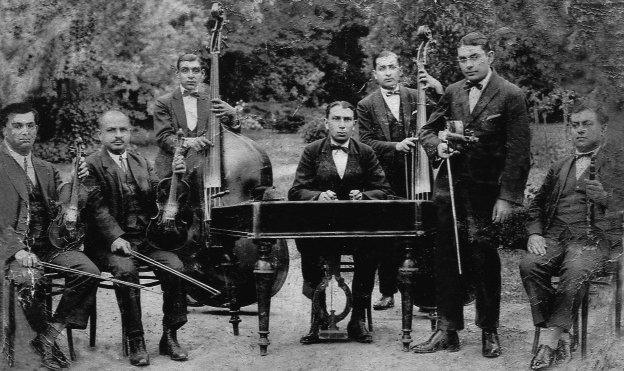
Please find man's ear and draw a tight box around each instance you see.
[487,50,495,64]
[324,118,329,131]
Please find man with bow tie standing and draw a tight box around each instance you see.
[357,50,443,311]
[520,102,623,369]
[414,32,530,357]
[153,53,240,178]
[288,101,393,343]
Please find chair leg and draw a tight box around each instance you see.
[532,327,540,355]
[581,289,589,358]
[616,268,622,337]
[89,303,97,348]
[67,329,76,361]
[122,321,128,357]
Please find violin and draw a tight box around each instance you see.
[146,130,192,251]
[48,139,87,250]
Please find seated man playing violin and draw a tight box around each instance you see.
[0,102,100,370]
[519,101,624,369]
[288,101,394,344]
[84,110,189,367]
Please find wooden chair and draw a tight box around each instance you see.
[339,257,373,331]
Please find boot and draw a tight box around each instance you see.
[159,326,188,361]
[347,305,372,343]
[300,301,322,344]
[128,336,150,366]
[30,335,66,370]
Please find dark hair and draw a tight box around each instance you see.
[176,53,202,70]
[569,99,609,126]
[326,101,355,119]
[458,32,492,53]
[0,102,38,128]
[372,50,399,70]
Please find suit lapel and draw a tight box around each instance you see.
[554,156,575,202]
[126,154,150,193]
[321,140,340,183]
[171,89,188,133]
[469,73,501,121]
[32,158,52,206]
[371,90,392,141]
[196,90,210,134]
[0,144,29,202]
[457,80,471,121]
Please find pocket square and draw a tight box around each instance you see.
[485,113,502,121]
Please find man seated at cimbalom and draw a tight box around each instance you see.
[519,100,624,369]
[288,101,393,344]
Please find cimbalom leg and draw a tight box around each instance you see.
[221,240,241,336]
[398,239,417,351]
[254,239,276,356]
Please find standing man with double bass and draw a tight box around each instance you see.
[153,53,240,178]
[357,50,443,311]
[413,31,530,357]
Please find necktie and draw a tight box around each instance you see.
[23,156,34,185]
[182,90,199,98]
[330,144,349,153]
[119,155,127,173]
[464,80,483,91]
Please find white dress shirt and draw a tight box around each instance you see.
[330,138,349,179]
[5,141,36,184]
[380,85,401,121]
[468,69,492,113]
[108,150,129,173]
[575,147,599,180]
[180,85,198,131]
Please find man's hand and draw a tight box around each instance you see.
[492,199,513,223]
[183,137,213,151]
[527,234,547,256]
[585,179,609,204]
[318,190,337,201]
[437,142,458,159]
[172,154,186,174]
[70,156,89,180]
[14,249,39,268]
[395,137,418,153]
[417,69,444,95]
[211,98,236,118]
[349,190,363,200]
[111,237,132,255]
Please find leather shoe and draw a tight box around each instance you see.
[347,320,372,343]
[412,330,460,353]
[30,335,67,370]
[554,339,572,365]
[300,329,321,344]
[372,296,394,310]
[159,327,188,361]
[482,330,501,358]
[530,344,555,370]
[128,336,150,366]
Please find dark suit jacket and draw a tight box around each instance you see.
[357,86,419,173]
[85,148,159,255]
[0,143,61,258]
[527,149,624,240]
[420,71,531,205]
[288,138,393,201]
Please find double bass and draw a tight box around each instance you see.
[182,3,289,312]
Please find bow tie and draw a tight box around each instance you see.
[182,90,199,98]
[464,80,483,91]
[574,151,595,160]
[383,89,400,97]
[330,144,349,153]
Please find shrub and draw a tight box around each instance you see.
[299,118,327,143]
[273,114,305,133]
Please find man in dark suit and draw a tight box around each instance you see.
[0,102,99,370]
[520,102,623,369]
[414,32,530,357]
[153,53,239,178]
[85,110,189,366]
[288,101,393,343]
[358,50,444,310]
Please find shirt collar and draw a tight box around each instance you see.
[180,85,198,95]
[575,145,600,157]
[107,149,127,162]
[4,140,32,162]
[476,69,492,90]
[330,138,350,148]
[380,84,400,96]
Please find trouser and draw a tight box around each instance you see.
[519,228,610,330]
[7,250,100,332]
[296,239,376,312]
[433,180,501,332]
[93,245,188,338]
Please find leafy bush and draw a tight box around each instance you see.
[273,114,305,133]
[299,118,327,143]
[130,127,156,147]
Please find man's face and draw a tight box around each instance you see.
[177,60,205,91]
[3,112,37,155]
[373,55,401,90]
[457,45,493,82]
[325,105,355,144]
[98,114,131,154]
[569,109,604,152]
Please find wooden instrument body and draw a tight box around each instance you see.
[146,177,193,251]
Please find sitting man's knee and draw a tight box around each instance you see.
[519,255,540,276]
[8,266,44,287]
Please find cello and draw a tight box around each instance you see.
[181,3,288,317]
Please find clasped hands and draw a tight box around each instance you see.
[318,190,363,201]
